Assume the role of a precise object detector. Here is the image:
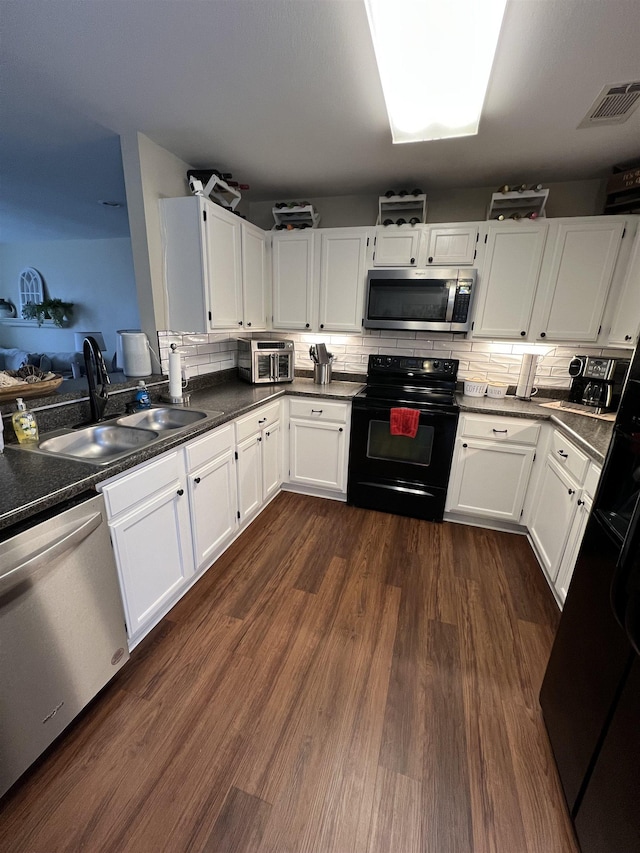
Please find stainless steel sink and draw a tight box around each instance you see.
[38,424,159,464]
[117,407,213,431]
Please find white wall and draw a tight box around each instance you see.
[248,179,606,230]
[120,132,196,346]
[0,237,138,358]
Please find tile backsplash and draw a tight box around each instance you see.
[158,329,631,389]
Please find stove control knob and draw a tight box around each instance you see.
[433,360,440,369]
[386,357,393,365]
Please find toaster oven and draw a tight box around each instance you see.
[237,338,294,384]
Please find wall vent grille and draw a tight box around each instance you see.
[578,82,640,128]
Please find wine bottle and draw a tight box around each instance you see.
[409,217,420,226]
[398,190,409,197]
[516,184,527,192]
[383,218,393,226]
[526,211,539,220]
[411,188,424,196]
[497,184,510,194]
[510,212,522,220]
[396,217,407,226]
[384,190,396,198]
[529,183,543,192]
[496,214,506,221]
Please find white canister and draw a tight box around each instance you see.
[463,377,488,397]
[117,330,152,377]
[486,381,508,399]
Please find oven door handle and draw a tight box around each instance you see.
[444,281,457,324]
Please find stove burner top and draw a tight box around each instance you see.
[357,354,460,412]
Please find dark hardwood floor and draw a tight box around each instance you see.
[0,492,578,852]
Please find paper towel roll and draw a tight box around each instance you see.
[516,353,539,400]
[169,347,183,398]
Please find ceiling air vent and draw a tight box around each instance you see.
[578,82,640,128]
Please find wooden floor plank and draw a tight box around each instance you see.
[0,495,575,853]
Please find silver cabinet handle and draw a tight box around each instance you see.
[0,511,102,596]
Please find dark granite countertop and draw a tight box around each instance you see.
[456,393,614,464]
[0,378,364,531]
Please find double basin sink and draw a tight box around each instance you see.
[18,406,223,466]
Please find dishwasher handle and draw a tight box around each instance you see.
[0,510,103,596]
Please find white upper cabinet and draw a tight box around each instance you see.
[161,196,267,332]
[609,229,640,347]
[372,227,422,266]
[425,224,478,265]
[318,229,370,332]
[241,220,267,331]
[204,203,243,329]
[272,231,314,329]
[473,222,548,339]
[534,219,626,342]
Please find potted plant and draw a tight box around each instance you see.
[22,297,74,327]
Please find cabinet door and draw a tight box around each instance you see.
[445,438,535,522]
[609,229,640,347]
[529,458,579,580]
[536,220,625,342]
[242,221,267,331]
[161,196,208,334]
[289,418,346,492]
[372,228,421,266]
[109,485,193,642]
[555,492,591,605]
[205,203,243,329]
[272,232,314,329]
[473,223,548,339]
[318,229,370,332]
[426,225,478,265]
[188,451,238,571]
[262,420,282,502]
[236,433,262,524]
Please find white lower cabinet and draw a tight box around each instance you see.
[100,451,195,648]
[287,398,350,495]
[185,425,238,571]
[528,429,601,606]
[445,414,540,523]
[235,401,282,524]
[528,458,579,579]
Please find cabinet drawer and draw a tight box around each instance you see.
[288,398,349,423]
[459,414,540,445]
[184,423,234,472]
[101,451,182,518]
[235,401,281,443]
[550,429,589,483]
[583,462,602,499]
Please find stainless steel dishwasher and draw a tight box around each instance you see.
[0,492,129,798]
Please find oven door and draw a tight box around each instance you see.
[347,402,459,521]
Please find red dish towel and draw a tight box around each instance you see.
[390,407,420,438]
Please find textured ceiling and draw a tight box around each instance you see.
[2,0,640,240]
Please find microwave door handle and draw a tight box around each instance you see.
[445,282,457,323]
[271,352,276,381]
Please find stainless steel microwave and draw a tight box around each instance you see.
[237,338,294,384]
[364,267,476,333]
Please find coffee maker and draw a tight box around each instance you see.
[568,355,630,414]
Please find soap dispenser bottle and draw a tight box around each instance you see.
[12,398,39,444]
[134,380,151,410]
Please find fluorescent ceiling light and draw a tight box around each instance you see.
[364,0,508,143]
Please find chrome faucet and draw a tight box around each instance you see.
[83,336,111,423]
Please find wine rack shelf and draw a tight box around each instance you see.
[271,203,321,230]
[377,193,427,226]
[487,189,549,220]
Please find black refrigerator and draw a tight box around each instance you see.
[540,353,640,853]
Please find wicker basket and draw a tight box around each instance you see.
[0,375,63,403]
